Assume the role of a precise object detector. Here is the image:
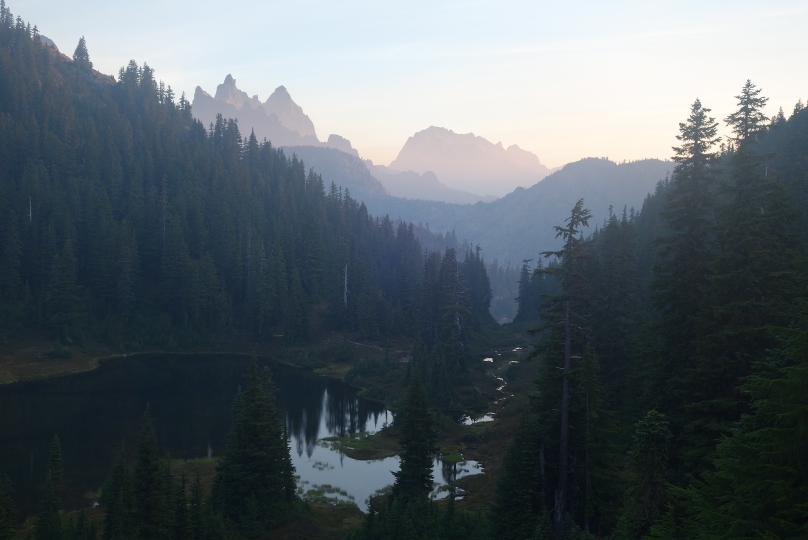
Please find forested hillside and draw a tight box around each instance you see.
[498,87,808,538]
[0,8,493,357]
[2,4,808,540]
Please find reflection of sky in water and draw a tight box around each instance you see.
[288,388,482,509]
[0,354,483,515]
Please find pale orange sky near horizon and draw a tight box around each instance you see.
[12,0,808,171]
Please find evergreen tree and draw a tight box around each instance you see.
[212,361,296,532]
[724,79,769,143]
[391,377,437,503]
[100,445,135,540]
[490,415,545,540]
[134,407,166,540]
[173,475,189,540]
[652,301,808,539]
[35,436,64,540]
[1,210,21,301]
[651,98,721,471]
[45,240,80,339]
[0,475,16,540]
[688,81,804,470]
[72,36,92,71]
[617,410,672,539]
[535,198,593,535]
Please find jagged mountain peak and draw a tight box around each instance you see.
[263,86,316,139]
[213,74,260,110]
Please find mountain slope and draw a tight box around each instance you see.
[282,146,388,197]
[363,158,673,264]
[263,85,317,138]
[366,161,496,204]
[388,126,552,197]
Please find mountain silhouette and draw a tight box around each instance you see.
[388,126,553,197]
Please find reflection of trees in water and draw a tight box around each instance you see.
[0,354,388,514]
[278,376,387,458]
[441,460,458,485]
[274,371,326,458]
[439,459,477,486]
[325,380,386,438]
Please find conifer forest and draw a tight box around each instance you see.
[0,4,807,540]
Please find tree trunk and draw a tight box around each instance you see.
[554,300,571,535]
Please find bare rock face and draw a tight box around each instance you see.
[192,76,320,147]
[213,74,261,110]
[263,86,317,139]
[39,35,58,51]
[325,134,359,157]
[388,126,552,197]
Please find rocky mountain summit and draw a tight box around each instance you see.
[389,126,553,197]
[193,74,324,147]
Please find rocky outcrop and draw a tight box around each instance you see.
[263,86,317,139]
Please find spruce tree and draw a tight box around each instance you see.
[0,474,16,540]
[392,377,437,503]
[1,210,21,301]
[35,436,64,540]
[100,445,135,540]
[617,410,672,539]
[134,407,166,540]
[173,475,188,540]
[535,198,593,535]
[212,361,296,532]
[72,36,92,71]
[685,82,803,471]
[651,98,720,470]
[491,415,545,540]
[652,302,808,539]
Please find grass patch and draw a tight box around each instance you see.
[319,428,400,461]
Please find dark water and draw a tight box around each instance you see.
[0,353,481,516]
[0,354,388,515]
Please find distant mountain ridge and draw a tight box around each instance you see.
[191,77,556,203]
[362,158,674,264]
[366,161,497,204]
[281,146,388,197]
[388,126,553,197]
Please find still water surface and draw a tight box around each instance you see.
[0,354,480,516]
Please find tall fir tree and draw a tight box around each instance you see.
[651,98,721,471]
[212,361,296,532]
[134,407,166,540]
[391,377,438,503]
[72,36,92,71]
[0,474,16,540]
[535,198,593,535]
[35,436,64,540]
[100,444,135,540]
[686,81,804,470]
[616,410,672,539]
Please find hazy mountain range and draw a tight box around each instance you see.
[191,76,551,202]
[193,75,322,147]
[388,126,554,197]
[191,75,672,264]
[363,157,673,264]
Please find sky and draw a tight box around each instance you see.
[11,0,808,169]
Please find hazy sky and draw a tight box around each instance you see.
[12,0,808,168]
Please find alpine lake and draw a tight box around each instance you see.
[0,354,482,517]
